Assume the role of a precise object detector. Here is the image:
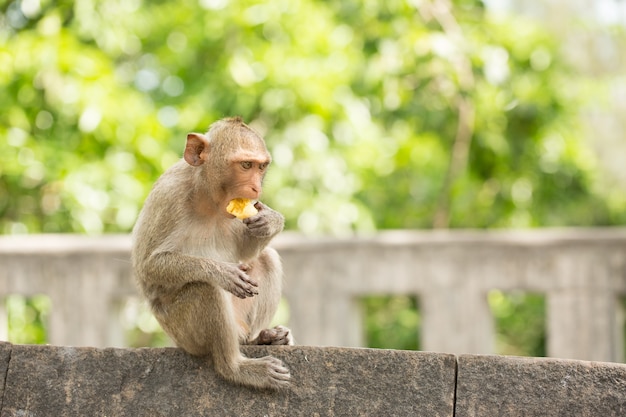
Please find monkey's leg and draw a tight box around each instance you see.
[236,248,294,346]
[155,283,290,390]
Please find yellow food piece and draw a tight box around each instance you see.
[226,198,258,220]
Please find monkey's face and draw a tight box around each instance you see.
[185,124,272,215]
[222,152,270,203]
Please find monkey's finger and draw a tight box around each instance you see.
[238,289,258,298]
[268,365,291,380]
[232,284,258,298]
[271,330,291,345]
[263,356,290,375]
[246,223,269,233]
[245,217,271,230]
[236,276,259,296]
[238,272,258,287]
[243,215,265,226]
[241,283,259,294]
[273,334,292,345]
[237,284,258,297]
[273,368,290,377]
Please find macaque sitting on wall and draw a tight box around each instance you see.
[132,116,293,389]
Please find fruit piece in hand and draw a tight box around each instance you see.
[226,198,258,220]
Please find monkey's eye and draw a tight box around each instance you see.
[259,162,269,171]
[240,161,253,169]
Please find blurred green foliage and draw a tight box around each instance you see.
[1,0,624,354]
[1,0,623,235]
[363,295,420,351]
[363,292,548,357]
[5,295,50,344]
[118,297,170,348]
[488,290,546,357]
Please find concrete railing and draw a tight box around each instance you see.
[1,229,626,362]
[2,342,625,416]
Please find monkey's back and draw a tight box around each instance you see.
[131,160,195,285]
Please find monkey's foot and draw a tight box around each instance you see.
[234,356,290,390]
[250,325,294,346]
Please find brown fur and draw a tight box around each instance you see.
[132,117,292,389]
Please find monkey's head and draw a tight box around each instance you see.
[184,117,271,215]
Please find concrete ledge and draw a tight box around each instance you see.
[0,343,456,416]
[456,354,626,416]
[0,342,625,416]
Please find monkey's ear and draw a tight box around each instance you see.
[184,133,210,166]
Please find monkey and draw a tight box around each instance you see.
[131,116,293,390]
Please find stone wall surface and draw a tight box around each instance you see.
[0,343,10,409]
[455,354,626,417]
[0,342,456,417]
[1,342,625,417]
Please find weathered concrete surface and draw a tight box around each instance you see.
[455,354,626,416]
[0,343,10,407]
[0,343,455,417]
[2,342,626,417]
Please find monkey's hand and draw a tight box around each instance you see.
[243,202,285,239]
[217,262,259,299]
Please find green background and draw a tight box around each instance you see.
[1,0,624,357]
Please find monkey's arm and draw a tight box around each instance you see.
[237,202,284,260]
[138,251,259,300]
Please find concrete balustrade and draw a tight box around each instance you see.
[1,229,626,362]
